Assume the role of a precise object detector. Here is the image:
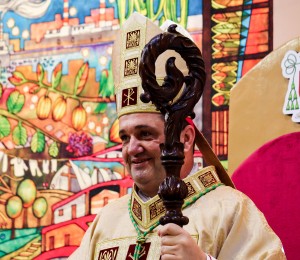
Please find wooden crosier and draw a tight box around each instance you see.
[139,24,206,226]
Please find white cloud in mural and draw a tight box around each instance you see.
[12,26,19,35]
[99,56,108,66]
[0,0,51,19]
[107,46,113,55]
[69,6,77,16]
[22,29,29,39]
[6,18,15,28]
[81,48,89,57]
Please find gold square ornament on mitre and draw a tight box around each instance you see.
[112,12,190,118]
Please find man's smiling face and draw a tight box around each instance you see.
[119,113,166,197]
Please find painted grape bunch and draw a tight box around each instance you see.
[66,132,93,157]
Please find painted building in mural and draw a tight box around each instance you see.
[0,0,273,259]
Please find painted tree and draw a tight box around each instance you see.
[5,195,23,239]
[32,197,48,227]
[16,179,37,228]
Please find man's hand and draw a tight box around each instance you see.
[158,223,207,260]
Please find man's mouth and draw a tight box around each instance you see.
[131,158,151,164]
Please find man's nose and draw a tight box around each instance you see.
[127,137,143,156]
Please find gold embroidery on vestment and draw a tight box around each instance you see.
[130,166,220,230]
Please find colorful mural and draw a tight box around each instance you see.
[0,0,272,259]
[0,1,203,259]
[202,0,273,159]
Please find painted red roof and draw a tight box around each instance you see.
[41,214,95,234]
[52,176,133,210]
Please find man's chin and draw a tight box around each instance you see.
[130,171,153,184]
[130,171,147,180]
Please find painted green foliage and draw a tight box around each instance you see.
[7,90,25,114]
[2,61,94,158]
[100,60,114,98]
[51,62,62,89]
[36,63,45,84]
[30,130,45,153]
[95,61,114,113]
[12,122,27,146]
[6,196,23,219]
[49,142,59,158]
[17,179,37,208]
[117,0,188,27]
[74,62,89,95]
[0,83,3,98]
[32,197,48,219]
[0,115,11,138]
[5,195,23,239]
[8,71,27,86]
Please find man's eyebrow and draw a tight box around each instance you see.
[119,125,155,135]
[135,125,153,130]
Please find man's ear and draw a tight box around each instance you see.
[180,124,195,152]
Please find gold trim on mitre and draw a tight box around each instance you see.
[112,12,190,118]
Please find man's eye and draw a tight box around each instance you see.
[141,131,151,138]
[120,135,129,142]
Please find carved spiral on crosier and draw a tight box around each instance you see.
[139,24,206,145]
[139,25,206,226]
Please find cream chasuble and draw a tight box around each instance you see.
[68,166,285,260]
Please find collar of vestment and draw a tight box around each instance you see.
[130,165,221,230]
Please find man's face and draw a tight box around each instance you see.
[119,113,166,197]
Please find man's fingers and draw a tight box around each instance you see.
[161,245,174,255]
[158,223,183,237]
[160,234,179,246]
[160,245,180,259]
